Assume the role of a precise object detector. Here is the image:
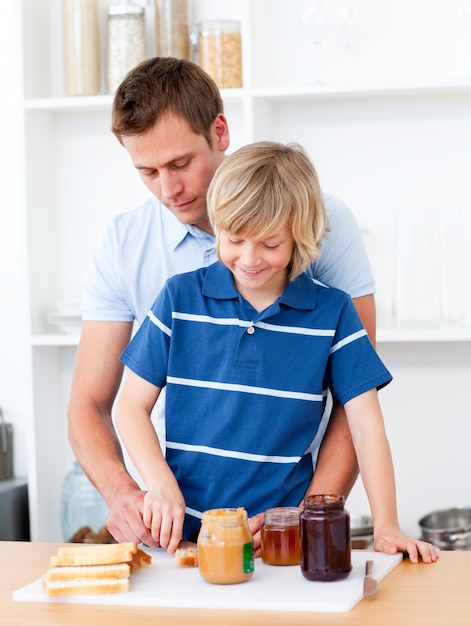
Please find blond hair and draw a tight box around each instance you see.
[207,141,328,280]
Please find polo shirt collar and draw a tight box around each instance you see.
[203,262,317,310]
[280,272,317,310]
[161,201,213,250]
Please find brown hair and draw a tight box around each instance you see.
[207,142,328,280]
[111,57,224,146]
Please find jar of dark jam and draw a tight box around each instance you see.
[300,494,351,582]
[261,507,301,566]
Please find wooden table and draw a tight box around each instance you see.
[2,542,470,625]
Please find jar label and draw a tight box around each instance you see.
[243,541,254,573]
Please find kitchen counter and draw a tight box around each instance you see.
[2,542,470,625]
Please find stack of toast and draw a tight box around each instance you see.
[42,542,151,597]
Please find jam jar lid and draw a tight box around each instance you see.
[304,494,346,509]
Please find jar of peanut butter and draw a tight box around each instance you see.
[197,507,254,584]
[261,507,301,566]
[300,494,352,582]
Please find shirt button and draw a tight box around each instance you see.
[247,325,255,335]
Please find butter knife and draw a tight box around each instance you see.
[363,559,377,597]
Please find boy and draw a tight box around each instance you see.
[116,142,437,564]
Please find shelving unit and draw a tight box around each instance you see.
[3,0,470,541]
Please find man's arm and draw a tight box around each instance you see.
[306,294,376,497]
[68,320,157,545]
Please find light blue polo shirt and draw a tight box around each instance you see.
[82,194,375,324]
[120,262,391,541]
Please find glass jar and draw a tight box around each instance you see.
[261,507,301,566]
[300,494,352,582]
[197,20,243,89]
[154,0,189,59]
[61,461,109,542]
[197,507,254,584]
[62,0,101,96]
[107,1,147,94]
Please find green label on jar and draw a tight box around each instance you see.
[243,541,254,573]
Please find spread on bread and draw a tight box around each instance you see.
[42,542,151,597]
[174,546,199,567]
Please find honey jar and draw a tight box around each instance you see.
[197,507,254,584]
[300,494,352,582]
[261,507,301,566]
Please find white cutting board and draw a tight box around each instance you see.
[13,549,402,613]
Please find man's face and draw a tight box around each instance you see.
[122,112,229,234]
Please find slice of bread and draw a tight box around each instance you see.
[42,576,130,597]
[174,547,198,567]
[50,542,138,566]
[45,563,131,581]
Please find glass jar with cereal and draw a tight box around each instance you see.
[197,20,242,89]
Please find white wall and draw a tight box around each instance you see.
[0,4,36,483]
[1,0,470,541]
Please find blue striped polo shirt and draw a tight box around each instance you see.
[120,261,391,541]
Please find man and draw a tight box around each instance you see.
[68,57,375,553]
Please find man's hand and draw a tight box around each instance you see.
[247,512,264,558]
[106,488,158,547]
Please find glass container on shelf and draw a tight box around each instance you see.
[154,0,189,59]
[197,20,242,89]
[61,460,109,542]
[107,0,147,94]
[299,0,331,84]
[392,208,441,330]
[62,0,101,96]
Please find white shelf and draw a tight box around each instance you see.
[377,328,471,343]
[31,334,81,347]
[23,79,471,112]
[23,95,114,112]
[23,89,246,112]
[28,328,471,348]
[251,78,471,101]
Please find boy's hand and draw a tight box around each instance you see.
[143,483,186,553]
[374,530,439,564]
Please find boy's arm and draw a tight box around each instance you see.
[307,293,375,496]
[345,389,438,564]
[116,371,186,553]
[68,320,157,546]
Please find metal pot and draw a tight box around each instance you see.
[419,507,471,550]
[350,513,373,549]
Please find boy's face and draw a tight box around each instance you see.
[122,112,229,234]
[218,224,295,306]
